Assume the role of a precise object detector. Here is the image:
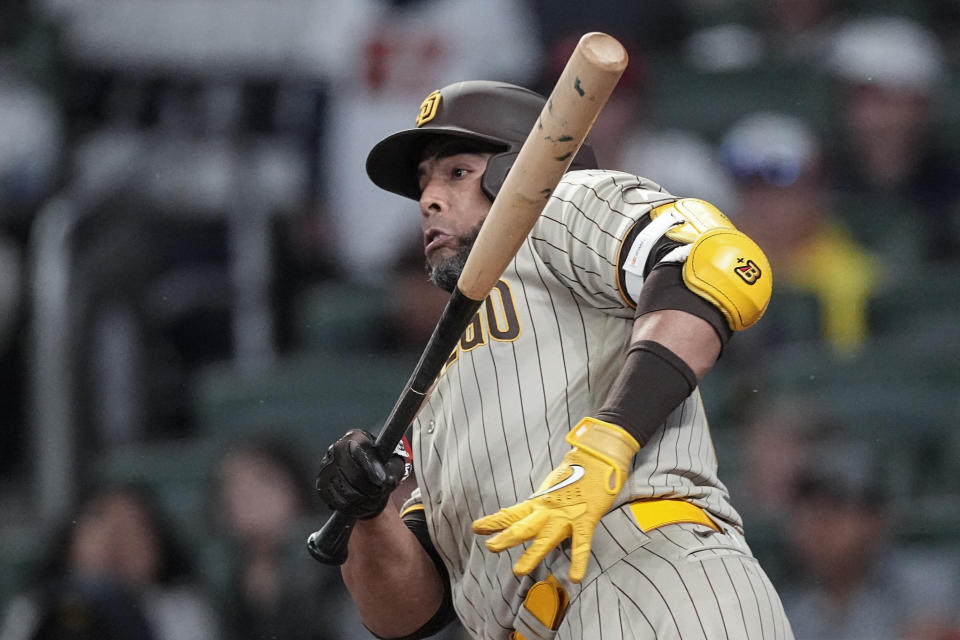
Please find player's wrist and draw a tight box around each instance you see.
[566,417,640,477]
[594,340,698,446]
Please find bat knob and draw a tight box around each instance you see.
[307,511,356,565]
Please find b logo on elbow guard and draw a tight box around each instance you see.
[734,259,762,285]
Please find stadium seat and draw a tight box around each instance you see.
[648,56,831,140]
[867,260,960,340]
[191,349,417,450]
[291,280,389,353]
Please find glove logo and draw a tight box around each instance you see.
[531,465,585,498]
[734,258,762,285]
[395,436,414,481]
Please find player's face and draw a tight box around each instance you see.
[417,151,494,291]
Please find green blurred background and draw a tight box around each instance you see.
[0,1,958,638]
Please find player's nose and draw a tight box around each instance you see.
[419,179,445,218]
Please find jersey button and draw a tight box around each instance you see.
[427,420,435,434]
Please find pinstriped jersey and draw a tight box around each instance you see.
[405,170,746,639]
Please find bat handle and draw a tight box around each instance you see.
[307,510,356,565]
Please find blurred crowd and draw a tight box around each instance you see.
[1,0,959,638]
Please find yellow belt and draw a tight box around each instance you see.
[512,500,717,639]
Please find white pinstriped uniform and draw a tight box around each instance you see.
[404,170,794,639]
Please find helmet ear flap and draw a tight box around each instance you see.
[481,151,518,201]
[480,143,598,201]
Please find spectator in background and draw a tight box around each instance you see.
[682,0,847,72]
[779,437,960,639]
[0,483,221,640]
[530,1,692,61]
[717,394,832,587]
[208,439,370,640]
[718,110,881,355]
[210,439,471,638]
[23,579,155,640]
[732,396,825,524]
[758,0,848,64]
[824,15,960,261]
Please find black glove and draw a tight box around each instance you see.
[315,429,406,519]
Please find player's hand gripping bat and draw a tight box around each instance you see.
[308,31,629,565]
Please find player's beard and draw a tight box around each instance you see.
[426,222,482,292]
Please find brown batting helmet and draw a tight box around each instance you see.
[366,80,598,201]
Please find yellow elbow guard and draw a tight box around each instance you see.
[683,228,771,331]
[649,198,771,331]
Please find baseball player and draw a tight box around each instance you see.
[315,81,795,639]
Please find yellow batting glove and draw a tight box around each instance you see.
[472,417,639,583]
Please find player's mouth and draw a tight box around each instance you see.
[424,229,456,256]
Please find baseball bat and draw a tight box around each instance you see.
[308,31,628,565]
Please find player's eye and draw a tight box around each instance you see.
[451,167,468,179]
